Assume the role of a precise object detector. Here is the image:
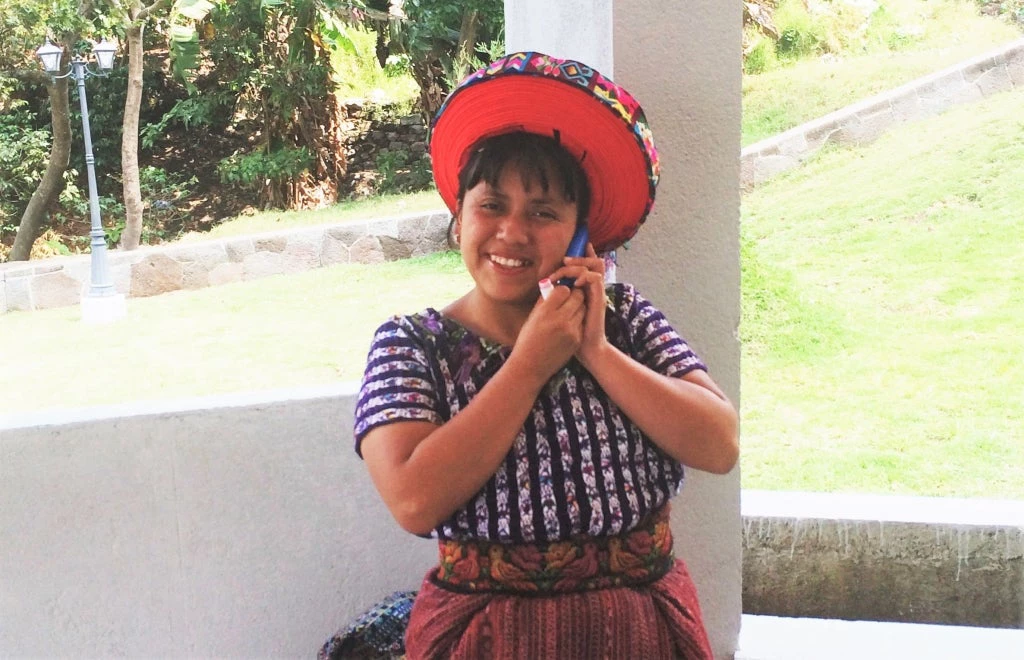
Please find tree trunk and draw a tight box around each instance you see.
[411,57,448,125]
[120,21,145,250]
[456,9,479,73]
[10,78,72,262]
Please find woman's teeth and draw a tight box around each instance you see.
[490,255,529,268]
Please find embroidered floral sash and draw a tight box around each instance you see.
[433,505,674,595]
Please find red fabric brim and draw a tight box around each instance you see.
[431,76,649,252]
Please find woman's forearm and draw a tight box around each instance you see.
[580,342,739,474]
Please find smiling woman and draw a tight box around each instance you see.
[323,52,738,660]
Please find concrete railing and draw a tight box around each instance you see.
[743,490,1024,629]
[0,387,437,658]
[3,391,1021,656]
[740,37,1024,189]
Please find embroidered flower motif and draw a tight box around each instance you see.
[450,545,481,582]
[544,542,578,570]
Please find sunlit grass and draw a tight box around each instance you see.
[740,87,1024,497]
[0,252,471,415]
[742,1,1020,144]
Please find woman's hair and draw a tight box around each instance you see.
[455,132,591,226]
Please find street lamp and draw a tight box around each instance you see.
[36,38,126,323]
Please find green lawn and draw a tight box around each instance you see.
[742,2,1020,145]
[178,190,446,241]
[740,87,1024,498]
[0,252,471,415]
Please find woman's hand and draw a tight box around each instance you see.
[546,243,609,370]
[512,283,586,384]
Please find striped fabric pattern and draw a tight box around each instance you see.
[354,283,705,544]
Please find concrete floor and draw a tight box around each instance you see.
[737,615,1024,659]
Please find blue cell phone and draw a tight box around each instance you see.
[557,225,589,287]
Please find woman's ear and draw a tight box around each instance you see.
[447,213,461,248]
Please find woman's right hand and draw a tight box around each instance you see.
[510,284,586,383]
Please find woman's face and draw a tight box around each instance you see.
[457,164,578,309]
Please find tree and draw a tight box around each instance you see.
[372,0,503,121]
[3,0,89,262]
[105,0,211,250]
[166,0,350,208]
[10,76,73,261]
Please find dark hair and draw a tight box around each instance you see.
[455,132,591,226]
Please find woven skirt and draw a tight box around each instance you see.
[404,506,713,659]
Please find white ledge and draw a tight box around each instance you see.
[742,489,1024,527]
[0,381,360,431]
[738,615,1024,660]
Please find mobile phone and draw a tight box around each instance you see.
[557,225,589,287]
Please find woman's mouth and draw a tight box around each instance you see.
[489,254,531,268]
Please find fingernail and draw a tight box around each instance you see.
[538,278,554,300]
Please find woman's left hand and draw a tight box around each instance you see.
[547,243,609,369]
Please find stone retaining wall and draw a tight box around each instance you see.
[339,101,431,196]
[0,210,450,315]
[741,37,1024,188]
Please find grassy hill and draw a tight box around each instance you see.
[740,86,1024,497]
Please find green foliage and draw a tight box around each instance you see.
[138,165,198,241]
[140,96,219,148]
[381,0,504,101]
[374,148,432,194]
[330,25,419,103]
[774,0,825,59]
[217,147,314,188]
[743,30,778,75]
[0,105,51,240]
[168,0,217,88]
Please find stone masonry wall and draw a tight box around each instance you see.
[0,211,450,315]
[339,101,430,197]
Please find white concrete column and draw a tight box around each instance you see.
[505,2,741,654]
[615,2,743,657]
[504,0,613,73]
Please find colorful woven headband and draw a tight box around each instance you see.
[429,51,660,252]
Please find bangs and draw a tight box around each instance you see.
[457,133,591,223]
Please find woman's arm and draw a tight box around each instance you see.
[553,248,739,474]
[578,341,739,474]
[360,286,587,536]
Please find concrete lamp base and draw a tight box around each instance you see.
[81,292,126,324]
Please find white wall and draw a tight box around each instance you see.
[0,388,437,658]
[617,2,744,656]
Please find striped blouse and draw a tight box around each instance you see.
[354,282,706,543]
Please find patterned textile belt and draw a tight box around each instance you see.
[432,505,674,595]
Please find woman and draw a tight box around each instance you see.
[350,52,737,659]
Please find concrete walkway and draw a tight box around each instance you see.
[738,615,1024,659]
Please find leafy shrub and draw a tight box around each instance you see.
[105,165,199,246]
[774,0,825,59]
[375,149,433,195]
[744,31,779,74]
[0,105,51,243]
[217,147,313,189]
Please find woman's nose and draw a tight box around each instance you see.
[496,211,529,243]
